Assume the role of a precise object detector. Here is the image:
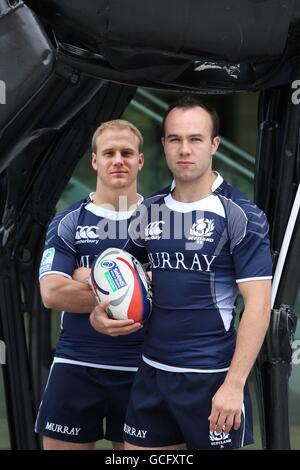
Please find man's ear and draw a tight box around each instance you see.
[211,136,221,156]
[138,153,145,171]
[91,152,98,171]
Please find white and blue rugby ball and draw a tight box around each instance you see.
[90,248,152,322]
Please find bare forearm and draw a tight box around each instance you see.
[209,280,271,434]
[225,306,270,387]
[41,276,96,313]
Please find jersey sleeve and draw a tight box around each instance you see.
[230,204,273,283]
[39,210,77,280]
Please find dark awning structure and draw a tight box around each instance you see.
[0,0,299,449]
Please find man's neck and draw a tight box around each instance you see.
[92,185,140,211]
[172,171,217,203]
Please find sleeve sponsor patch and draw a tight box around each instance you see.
[40,247,55,275]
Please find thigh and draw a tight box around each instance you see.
[125,442,187,450]
[124,363,185,448]
[43,436,95,450]
[166,372,254,450]
[35,363,105,443]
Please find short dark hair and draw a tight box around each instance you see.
[162,95,220,139]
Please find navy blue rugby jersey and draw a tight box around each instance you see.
[125,174,272,372]
[39,194,145,370]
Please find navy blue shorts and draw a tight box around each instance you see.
[124,362,253,450]
[35,362,136,443]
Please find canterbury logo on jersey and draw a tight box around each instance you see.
[145,221,165,240]
[75,226,99,242]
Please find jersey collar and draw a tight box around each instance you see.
[85,193,143,220]
[165,173,224,213]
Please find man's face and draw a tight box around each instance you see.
[92,128,144,189]
[162,107,220,183]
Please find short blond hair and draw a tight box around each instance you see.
[91,119,143,153]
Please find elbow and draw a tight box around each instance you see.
[41,292,55,310]
[41,286,59,310]
[40,274,69,310]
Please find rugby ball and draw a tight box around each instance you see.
[90,248,152,322]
